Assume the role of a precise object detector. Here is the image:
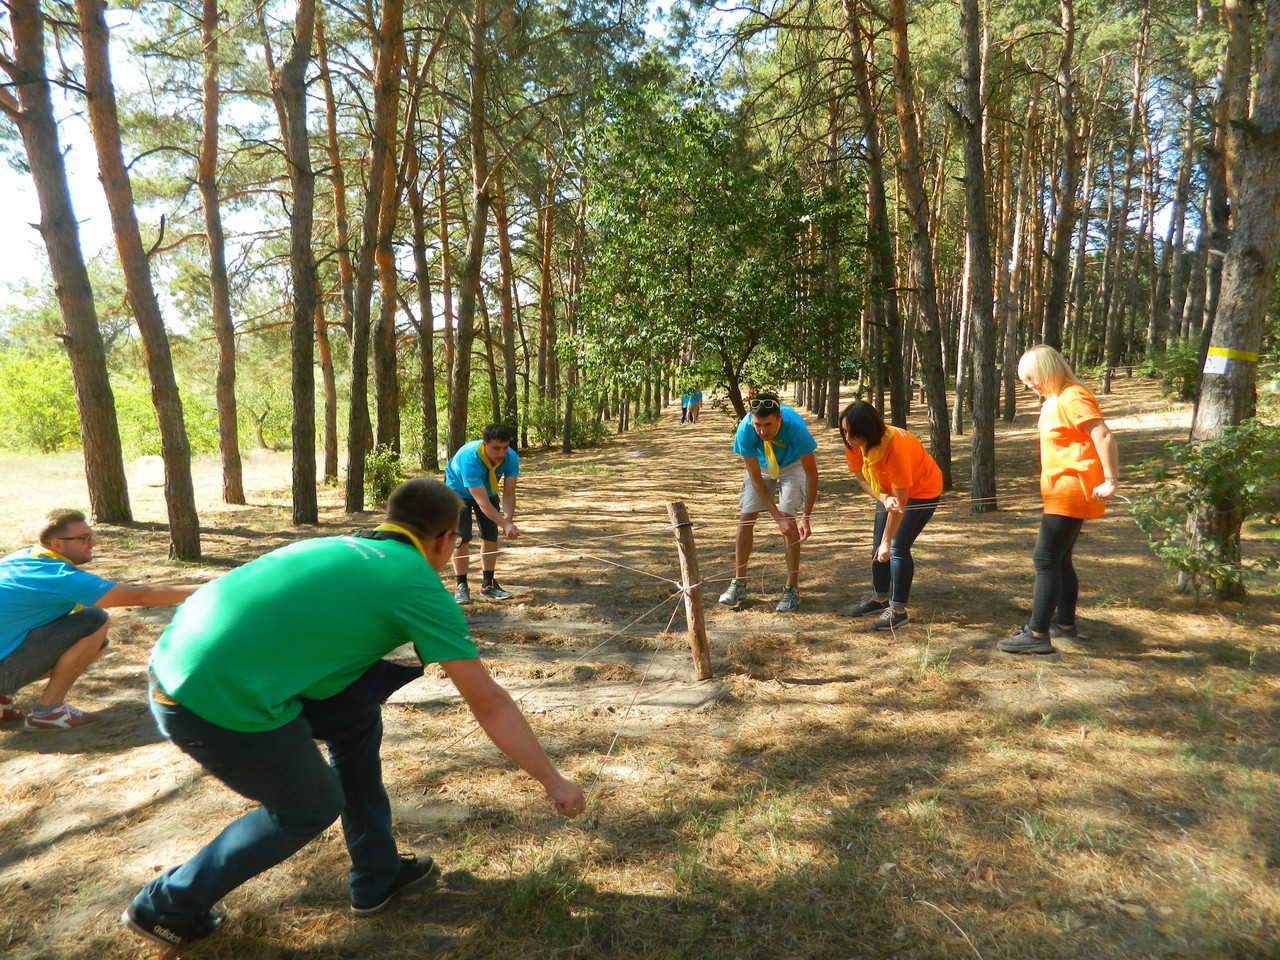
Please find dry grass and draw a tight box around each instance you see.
[2,378,1280,959]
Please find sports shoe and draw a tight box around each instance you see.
[453,582,471,604]
[480,582,512,600]
[775,586,801,613]
[997,625,1056,655]
[846,595,889,618]
[1050,622,1080,640]
[351,854,439,916]
[0,695,23,723]
[718,579,748,606]
[870,608,908,631]
[24,703,99,731]
[121,903,226,948]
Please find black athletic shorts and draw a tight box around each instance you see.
[458,495,501,544]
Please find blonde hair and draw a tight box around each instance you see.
[1017,344,1081,396]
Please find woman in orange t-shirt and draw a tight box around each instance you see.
[840,401,943,632]
[998,345,1120,656]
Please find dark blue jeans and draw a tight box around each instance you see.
[131,687,399,922]
[870,496,939,607]
[1029,514,1084,633]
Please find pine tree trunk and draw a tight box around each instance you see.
[494,173,520,435]
[76,0,200,557]
[198,0,244,506]
[2,0,131,524]
[316,10,354,339]
[1042,0,1080,351]
[887,0,952,483]
[408,164,439,471]
[961,0,997,511]
[436,109,455,387]
[315,299,339,482]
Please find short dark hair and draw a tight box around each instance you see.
[481,423,512,444]
[748,390,782,417]
[840,400,887,450]
[385,479,462,537]
[38,509,87,546]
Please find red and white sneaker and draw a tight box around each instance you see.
[0,695,23,723]
[24,703,100,731]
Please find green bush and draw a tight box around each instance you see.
[364,444,404,505]
[1131,419,1280,599]
[0,349,80,453]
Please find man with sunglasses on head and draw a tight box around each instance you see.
[446,422,520,604]
[719,390,819,612]
[123,478,584,949]
[0,508,200,731]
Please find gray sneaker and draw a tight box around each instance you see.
[718,579,748,606]
[452,581,471,604]
[997,625,1055,655]
[480,582,512,600]
[775,586,800,613]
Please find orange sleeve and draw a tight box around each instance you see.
[844,445,864,473]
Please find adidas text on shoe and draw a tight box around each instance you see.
[870,608,908,631]
[352,854,439,916]
[480,582,512,600]
[452,582,471,604]
[24,704,99,731]
[846,595,889,618]
[121,903,226,949]
[718,579,748,606]
[997,625,1056,655]
[775,586,801,613]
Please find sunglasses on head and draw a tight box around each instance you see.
[748,395,780,412]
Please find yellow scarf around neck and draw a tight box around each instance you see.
[374,523,430,563]
[763,437,786,481]
[29,545,74,563]
[860,426,896,497]
[477,445,500,493]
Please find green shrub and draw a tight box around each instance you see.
[1131,419,1280,599]
[0,349,79,453]
[364,444,404,505]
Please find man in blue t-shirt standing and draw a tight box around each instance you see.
[444,423,520,603]
[0,509,199,730]
[719,391,819,613]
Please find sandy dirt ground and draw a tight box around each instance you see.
[1,377,1278,960]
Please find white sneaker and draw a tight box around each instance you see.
[453,582,471,604]
[775,586,800,613]
[718,579,748,606]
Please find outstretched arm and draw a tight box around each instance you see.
[1084,419,1120,500]
[441,658,585,817]
[95,583,200,607]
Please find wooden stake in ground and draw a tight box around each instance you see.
[667,501,713,680]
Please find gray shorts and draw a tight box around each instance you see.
[739,461,809,516]
[0,608,109,696]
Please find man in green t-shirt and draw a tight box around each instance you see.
[122,479,585,950]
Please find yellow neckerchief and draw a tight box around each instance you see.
[860,426,896,498]
[374,523,430,563]
[28,545,85,611]
[29,545,74,563]
[477,444,500,493]
[763,436,786,481]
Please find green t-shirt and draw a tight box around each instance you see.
[151,535,477,732]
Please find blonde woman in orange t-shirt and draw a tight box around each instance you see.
[998,345,1120,655]
[840,401,943,632]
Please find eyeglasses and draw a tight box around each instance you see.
[437,530,465,550]
[55,533,95,543]
[748,395,780,412]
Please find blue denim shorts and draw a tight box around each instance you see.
[0,607,109,696]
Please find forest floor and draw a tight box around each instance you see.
[1,375,1278,960]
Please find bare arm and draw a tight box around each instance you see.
[467,484,519,538]
[441,658,585,816]
[502,476,518,527]
[875,486,910,562]
[1083,419,1120,500]
[798,452,818,542]
[95,583,200,608]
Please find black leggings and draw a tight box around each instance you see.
[1029,514,1084,634]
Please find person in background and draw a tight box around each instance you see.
[839,401,942,632]
[0,509,198,730]
[445,423,520,603]
[998,344,1120,655]
[718,391,818,613]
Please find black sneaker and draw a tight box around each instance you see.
[120,903,226,948]
[846,595,890,618]
[997,625,1055,655]
[351,854,439,916]
[869,608,908,631]
[1050,622,1081,640]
